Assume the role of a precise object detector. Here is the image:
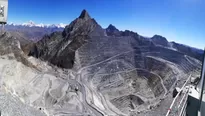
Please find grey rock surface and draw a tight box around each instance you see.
[0,90,45,116]
[151,35,169,47]
[27,10,203,115]
[0,9,203,116]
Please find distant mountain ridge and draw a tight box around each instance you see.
[7,21,67,28]
[4,22,65,43]
[106,24,204,61]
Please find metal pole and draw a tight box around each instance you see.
[2,23,4,31]
[1,24,2,34]
[199,50,205,113]
[1,23,4,34]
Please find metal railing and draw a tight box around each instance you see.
[165,74,191,116]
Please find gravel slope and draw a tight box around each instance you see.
[0,89,45,116]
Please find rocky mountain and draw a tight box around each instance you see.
[26,10,204,115]
[3,22,65,55]
[0,9,203,116]
[29,10,203,69]
[29,9,105,68]
[151,35,169,47]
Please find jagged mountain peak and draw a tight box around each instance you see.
[107,24,119,31]
[78,9,91,20]
[62,9,104,38]
[105,24,121,36]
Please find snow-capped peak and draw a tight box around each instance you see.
[7,21,67,28]
[57,23,67,28]
[22,20,36,27]
[36,23,45,27]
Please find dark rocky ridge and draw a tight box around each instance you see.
[29,10,105,68]
[151,35,169,47]
[106,24,121,37]
[170,42,203,61]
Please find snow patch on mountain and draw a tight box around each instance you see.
[7,21,67,28]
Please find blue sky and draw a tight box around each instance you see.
[8,0,205,49]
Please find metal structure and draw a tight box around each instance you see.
[0,0,8,32]
[165,75,191,116]
[185,49,205,116]
[165,49,205,116]
[197,49,205,116]
[0,0,8,24]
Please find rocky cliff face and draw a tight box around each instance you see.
[1,10,203,116]
[29,9,105,68]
